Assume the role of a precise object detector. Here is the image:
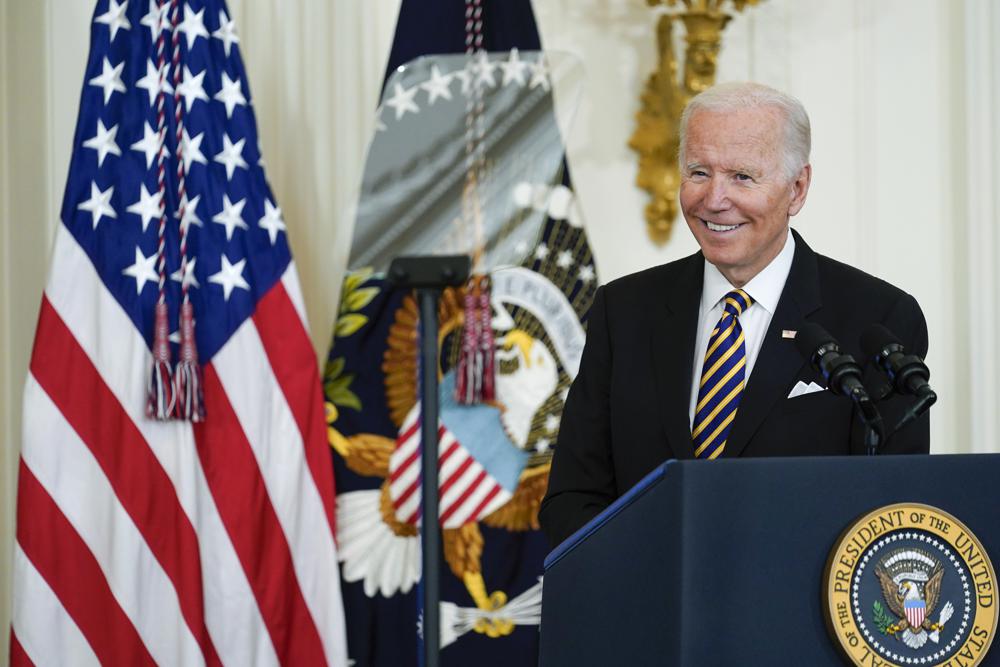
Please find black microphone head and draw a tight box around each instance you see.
[794,322,838,362]
[860,323,903,362]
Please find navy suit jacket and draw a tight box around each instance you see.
[539,230,930,547]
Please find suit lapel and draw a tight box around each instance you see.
[649,253,703,460]
[722,231,823,458]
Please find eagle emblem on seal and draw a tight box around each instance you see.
[873,548,955,649]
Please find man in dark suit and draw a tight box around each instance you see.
[539,82,929,547]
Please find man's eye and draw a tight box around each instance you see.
[690,169,707,177]
[735,173,752,182]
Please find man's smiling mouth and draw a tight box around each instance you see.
[702,219,744,233]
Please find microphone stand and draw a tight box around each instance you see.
[808,342,885,455]
[388,255,470,667]
[852,390,885,456]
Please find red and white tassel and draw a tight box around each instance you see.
[478,277,495,401]
[168,0,204,421]
[454,276,496,405]
[146,0,174,420]
[147,302,175,418]
[174,301,204,421]
[455,283,480,404]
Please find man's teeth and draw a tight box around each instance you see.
[705,221,740,232]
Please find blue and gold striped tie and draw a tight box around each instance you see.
[692,289,754,460]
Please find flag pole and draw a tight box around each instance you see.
[388,255,470,667]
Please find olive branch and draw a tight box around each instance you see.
[323,356,362,412]
[334,267,379,338]
[873,600,895,635]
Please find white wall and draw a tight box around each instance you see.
[537,0,1000,452]
[2,0,998,656]
[535,0,1000,458]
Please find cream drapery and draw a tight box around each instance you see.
[226,0,402,355]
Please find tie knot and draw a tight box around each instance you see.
[722,290,754,318]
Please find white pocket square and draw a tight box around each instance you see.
[787,380,825,399]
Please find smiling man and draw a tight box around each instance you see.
[539,82,930,547]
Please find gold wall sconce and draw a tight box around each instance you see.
[629,0,760,245]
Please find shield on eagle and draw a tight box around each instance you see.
[904,598,926,628]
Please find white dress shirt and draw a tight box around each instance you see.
[688,231,796,428]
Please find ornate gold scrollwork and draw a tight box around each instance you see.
[629,0,760,245]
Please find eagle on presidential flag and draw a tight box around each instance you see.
[322,0,597,664]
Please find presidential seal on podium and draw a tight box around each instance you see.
[824,503,997,666]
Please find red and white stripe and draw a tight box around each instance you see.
[388,406,511,529]
[11,226,348,666]
[905,605,926,628]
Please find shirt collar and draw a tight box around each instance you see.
[700,230,796,316]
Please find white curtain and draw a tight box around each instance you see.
[225,0,402,355]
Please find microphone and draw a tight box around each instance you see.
[795,323,884,454]
[860,324,936,402]
[794,323,869,401]
[860,324,936,437]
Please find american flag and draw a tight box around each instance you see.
[10,1,347,665]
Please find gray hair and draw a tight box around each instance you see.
[678,82,811,181]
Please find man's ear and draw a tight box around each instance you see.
[788,163,812,217]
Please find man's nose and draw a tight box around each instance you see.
[704,176,731,211]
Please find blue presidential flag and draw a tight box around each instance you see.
[323,1,597,665]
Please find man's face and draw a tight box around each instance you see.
[679,106,811,287]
